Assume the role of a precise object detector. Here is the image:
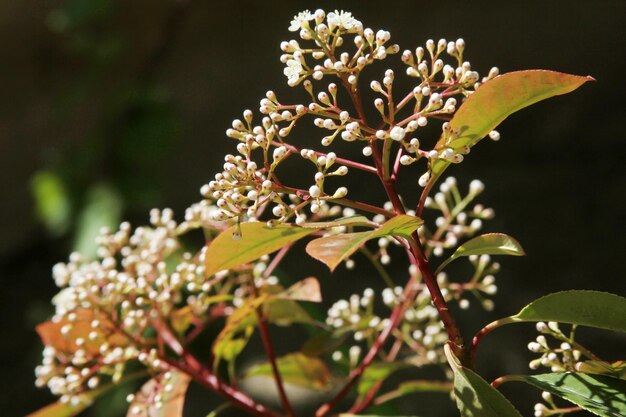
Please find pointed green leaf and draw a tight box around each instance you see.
[504,291,626,333]
[300,216,374,229]
[427,70,593,187]
[436,233,525,274]
[244,352,332,390]
[127,370,191,417]
[508,373,626,417]
[445,344,523,417]
[204,222,315,277]
[306,215,423,271]
[375,380,452,404]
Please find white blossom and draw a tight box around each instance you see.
[283,59,303,86]
[288,10,314,32]
[327,10,362,33]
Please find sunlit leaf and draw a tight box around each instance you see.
[306,215,423,271]
[435,233,525,274]
[576,361,626,381]
[508,373,626,417]
[427,70,593,187]
[501,291,626,333]
[204,222,315,277]
[281,277,322,302]
[126,370,191,417]
[36,309,127,355]
[245,353,331,390]
[212,296,267,367]
[444,344,522,417]
[300,216,374,228]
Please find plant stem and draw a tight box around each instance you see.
[470,317,517,365]
[154,319,281,417]
[248,278,295,417]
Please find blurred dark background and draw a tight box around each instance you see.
[1,0,625,416]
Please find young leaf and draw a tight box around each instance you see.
[36,309,128,356]
[444,344,523,417]
[505,291,626,333]
[306,214,423,271]
[244,352,332,390]
[510,373,626,417]
[427,70,593,187]
[435,233,525,274]
[281,277,322,302]
[127,371,191,417]
[204,222,315,277]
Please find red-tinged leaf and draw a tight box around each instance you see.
[306,214,422,271]
[428,70,593,187]
[36,309,127,356]
[126,371,191,417]
[204,222,315,277]
[282,277,322,302]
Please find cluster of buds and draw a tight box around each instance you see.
[422,177,495,257]
[34,207,260,405]
[527,322,583,372]
[532,390,581,417]
[283,9,397,86]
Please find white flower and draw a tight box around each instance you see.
[289,10,314,32]
[327,10,362,33]
[283,59,303,85]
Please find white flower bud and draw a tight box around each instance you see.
[309,185,321,198]
[389,126,406,141]
[469,179,485,195]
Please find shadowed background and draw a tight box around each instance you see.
[1,0,625,416]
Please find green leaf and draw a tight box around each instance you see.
[300,216,374,228]
[358,362,407,396]
[73,183,123,258]
[505,291,626,333]
[436,233,525,274]
[245,353,331,390]
[31,170,72,236]
[375,380,452,405]
[306,215,423,271]
[509,373,626,417]
[204,222,315,277]
[126,370,191,417]
[427,70,593,187]
[444,344,523,417]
